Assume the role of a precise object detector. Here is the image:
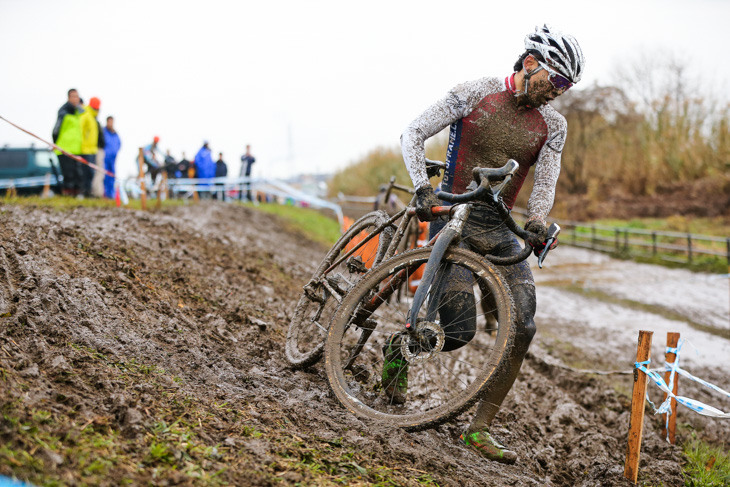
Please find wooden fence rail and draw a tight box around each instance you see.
[511,207,730,266]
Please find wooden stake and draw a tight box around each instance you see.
[661,332,680,444]
[624,330,653,484]
[156,171,164,210]
[162,171,169,200]
[138,148,147,211]
[42,173,51,198]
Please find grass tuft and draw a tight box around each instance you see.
[683,434,730,486]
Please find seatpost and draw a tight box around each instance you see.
[384,176,396,205]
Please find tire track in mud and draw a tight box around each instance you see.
[0,203,715,486]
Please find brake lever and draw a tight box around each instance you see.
[492,174,513,201]
[537,223,561,269]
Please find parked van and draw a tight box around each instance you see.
[0,146,61,194]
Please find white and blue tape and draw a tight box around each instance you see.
[634,339,730,430]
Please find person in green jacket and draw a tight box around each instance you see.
[52,88,83,195]
[80,96,102,197]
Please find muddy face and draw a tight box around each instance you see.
[518,77,561,109]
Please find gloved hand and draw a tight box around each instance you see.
[415,186,440,222]
[524,220,558,255]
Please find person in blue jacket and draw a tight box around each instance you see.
[194,141,215,193]
[102,116,121,199]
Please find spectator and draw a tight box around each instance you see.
[91,104,106,197]
[215,152,228,178]
[142,136,163,183]
[52,88,83,196]
[102,116,121,199]
[80,97,102,197]
[177,151,191,178]
[214,152,228,200]
[239,144,255,201]
[194,141,215,196]
[164,150,178,179]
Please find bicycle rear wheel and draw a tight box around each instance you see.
[324,246,515,430]
[286,210,392,368]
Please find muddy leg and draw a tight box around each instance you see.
[468,283,536,432]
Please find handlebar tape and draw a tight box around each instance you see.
[435,184,491,203]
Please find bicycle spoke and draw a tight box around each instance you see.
[434,356,470,389]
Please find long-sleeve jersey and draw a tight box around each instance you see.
[401,75,567,224]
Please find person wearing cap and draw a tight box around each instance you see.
[52,88,83,196]
[80,96,103,197]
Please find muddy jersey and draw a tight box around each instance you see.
[401,75,567,224]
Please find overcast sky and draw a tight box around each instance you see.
[1,0,728,180]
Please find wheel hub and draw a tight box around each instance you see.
[400,321,445,364]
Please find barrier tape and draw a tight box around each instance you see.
[0,114,115,178]
[635,339,730,425]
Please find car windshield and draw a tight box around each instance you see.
[34,150,57,169]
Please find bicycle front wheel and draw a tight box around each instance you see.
[324,247,515,430]
[286,210,392,368]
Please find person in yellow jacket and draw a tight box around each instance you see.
[52,88,83,195]
[80,97,103,197]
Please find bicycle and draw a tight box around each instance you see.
[323,160,559,430]
[285,161,446,368]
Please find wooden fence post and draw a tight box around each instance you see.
[591,225,596,250]
[662,332,680,444]
[156,171,167,210]
[687,234,692,263]
[137,148,147,211]
[624,330,653,484]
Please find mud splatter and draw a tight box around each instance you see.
[0,202,715,486]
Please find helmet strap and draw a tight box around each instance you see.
[515,63,544,98]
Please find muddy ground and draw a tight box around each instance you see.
[1,202,728,486]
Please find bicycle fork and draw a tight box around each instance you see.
[405,204,471,336]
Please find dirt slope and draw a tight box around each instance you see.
[0,202,720,486]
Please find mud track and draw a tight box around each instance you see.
[0,202,726,486]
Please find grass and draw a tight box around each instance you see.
[510,210,730,274]
[244,202,342,247]
[682,433,730,486]
[593,216,730,238]
[1,340,436,486]
[0,195,186,211]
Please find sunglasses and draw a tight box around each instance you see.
[537,60,573,92]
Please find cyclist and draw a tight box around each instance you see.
[382,25,584,464]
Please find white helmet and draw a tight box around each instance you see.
[524,25,584,84]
